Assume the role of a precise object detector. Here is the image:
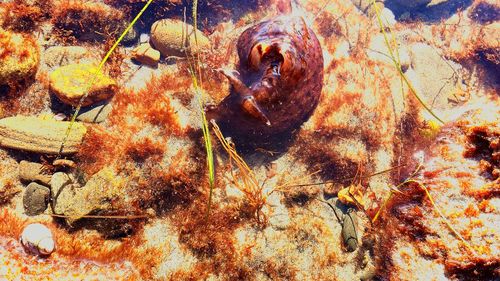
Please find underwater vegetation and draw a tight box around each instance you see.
[0,0,499,280]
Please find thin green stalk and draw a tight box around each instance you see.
[370,0,444,124]
[190,0,215,221]
[59,0,155,155]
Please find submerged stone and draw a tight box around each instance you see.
[49,63,117,107]
[23,182,50,216]
[150,19,210,57]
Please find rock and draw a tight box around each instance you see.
[20,223,55,256]
[52,168,123,224]
[367,33,411,71]
[49,63,117,107]
[23,182,50,216]
[76,102,112,123]
[43,46,92,69]
[0,115,87,155]
[50,172,79,195]
[131,43,160,67]
[18,160,51,186]
[406,42,463,111]
[0,28,39,85]
[150,19,210,57]
[120,25,139,45]
[378,7,397,26]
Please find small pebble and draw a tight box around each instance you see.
[20,223,55,256]
[23,182,50,216]
[18,160,51,186]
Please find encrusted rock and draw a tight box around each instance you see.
[0,28,39,85]
[131,43,160,67]
[23,182,50,216]
[49,63,117,107]
[52,168,123,224]
[76,102,112,123]
[150,19,210,57]
[18,160,51,186]
[0,115,87,155]
[20,223,55,256]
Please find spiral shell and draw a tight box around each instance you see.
[20,223,55,256]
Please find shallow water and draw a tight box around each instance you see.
[0,0,498,280]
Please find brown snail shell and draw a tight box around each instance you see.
[207,13,323,150]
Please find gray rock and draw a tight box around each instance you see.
[120,25,139,45]
[76,102,112,123]
[51,168,123,224]
[406,42,464,111]
[23,182,50,216]
[18,160,51,186]
[50,172,79,197]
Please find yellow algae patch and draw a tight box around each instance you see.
[49,63,117,107]
[0,115,87,154]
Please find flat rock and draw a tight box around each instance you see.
[52,168,123,224]
[76,102,112,123]
[18,160,51,186]
[23,182,50,216]
[150,19,210,57]
[0,115,87,155]
[49,63,117,107]
[0,28,39,85]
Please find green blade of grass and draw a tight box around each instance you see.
[189,0,215,221]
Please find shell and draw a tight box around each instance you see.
[207,13,323,149]
[20,223,55,256]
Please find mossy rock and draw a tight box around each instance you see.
[150,19,210,57]
[0,28,40,86]
[49,63,117,107]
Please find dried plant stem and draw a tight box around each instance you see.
[49,214,148,220]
